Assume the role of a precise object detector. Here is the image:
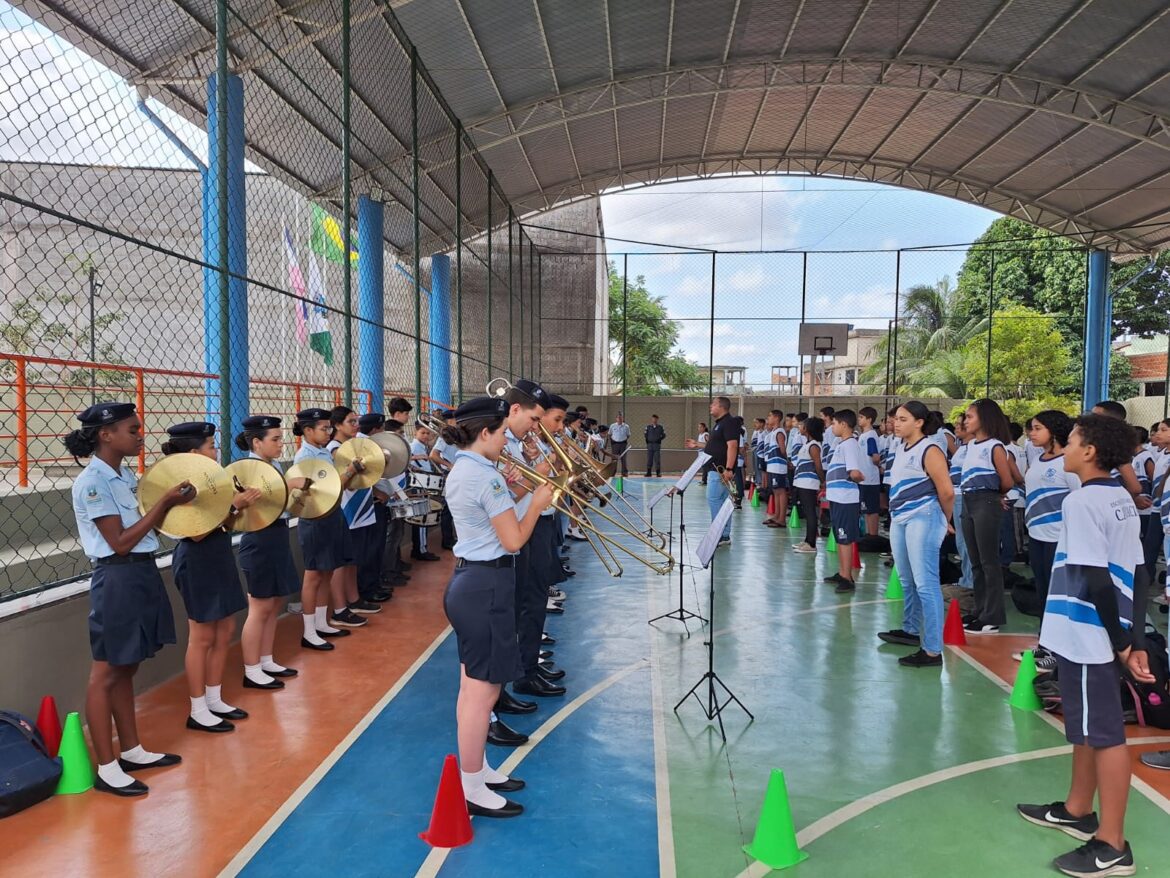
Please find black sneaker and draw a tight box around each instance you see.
[961,613,979,626]
[898,649,942,668]
[347,600,381,615]
[824,573,847,584]
[878,629,921,647]
[1052,838,1134,877]
[964,619,1000,633]
[1035,652,1058,674]
[331,609,368,628]
[1016,801,1099,841]
[834,579,856,594]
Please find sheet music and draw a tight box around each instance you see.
[674,452,711,492]
[647,484,673,511]
[695,497,735,568]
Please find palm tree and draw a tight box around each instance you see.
[861,277,986,398]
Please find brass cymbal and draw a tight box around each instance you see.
[285,459,342,520]
[225,458,289,533]
[370,431,411,479]
[333,437,386,489]
[138,453,234,539]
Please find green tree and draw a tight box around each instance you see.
[608,262,705,395]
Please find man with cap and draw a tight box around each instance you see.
[607,411,631,477]
[644,414,666,478]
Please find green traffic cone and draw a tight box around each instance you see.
[751,488,761,508]
[55,711,94,795]
[614,476,623,492]
[743,769,808,870]
[1008,650,1044,711]
[826,530,836,554]
[787,506,799,528]
[885,566,903,600]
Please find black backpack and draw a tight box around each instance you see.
[1010,573,1046,618]
[1122,627,1170,730]
[0,710,62,818]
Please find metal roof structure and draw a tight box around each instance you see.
[17,0,1170,253]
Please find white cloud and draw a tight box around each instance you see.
[727,266,766,292]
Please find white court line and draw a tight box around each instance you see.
[413,659,649,878]
[218,626,454,877]
[647,568,679,878]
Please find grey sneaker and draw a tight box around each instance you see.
[1016,801,1099,841]
[1139,749,1170,770]
[1053,838,1135,877]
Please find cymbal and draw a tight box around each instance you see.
[225,459,289,533]
[370,431,411,479]
[285,459,342,520]
[333,437,385,489]
[138,454,234,539]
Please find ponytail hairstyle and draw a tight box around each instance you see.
[160,435,206,456]
[62,426,100,460]
[234,426,270,453]
[441,414,506,449]
[969,398,1012,444]
[898,400,942,436]
[330,405,354,426]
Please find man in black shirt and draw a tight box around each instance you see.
[685,396,739,546]
[644,414,666,477]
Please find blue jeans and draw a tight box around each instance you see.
[706,475,732,540]
[952,493,973,588]
[890,505,947,655]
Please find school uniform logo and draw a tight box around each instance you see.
[489,478,505,495]
[85,486,100,503]
[1045,467,1057,479]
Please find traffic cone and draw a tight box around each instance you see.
[851,543,862,570]
[614,476,623,492]
[742,769,808,870]
[942,599,967,646]
[885,566,903,600]
[54,711,94,795]
[419,754,473,848]
[787,506,799,528]
[1008,650,1044,711]
[36,695,62,757]
[826,530,836,554]
[767,494,776,516]
[751,489,761,508]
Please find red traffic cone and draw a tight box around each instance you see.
[943,599,967,646]
[767,494,776,516]
[36,695,62,757]
[851,543,862,570]
[419,754,473,849]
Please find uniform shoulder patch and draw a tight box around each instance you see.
[85,485,101,503]
[489,478,505,495]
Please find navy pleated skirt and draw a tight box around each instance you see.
[443,563,522,684]
[239,519,301,599]
[173,529,248,623]
[89,558,176,665]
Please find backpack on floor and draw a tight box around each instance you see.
[1122,626,1170,730]
[0,710,62,818]
[856,535,890,554]
[1010,574,1045,618]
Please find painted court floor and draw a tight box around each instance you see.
[5,477,1170,877]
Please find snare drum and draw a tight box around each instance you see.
[405,498,444,527]
[388,496,431,521]
[408,470,445,495]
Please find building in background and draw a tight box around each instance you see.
[802,328,885,394]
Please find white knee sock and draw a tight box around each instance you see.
[302,614,326,645]
[204,685,234,714]
[461,767,505,809]
[260,655,286,674]
[244,663,275,685]
[189,695,219,727]
[315,606,339,634]
[97,760,136,788]
[483,760,509,785]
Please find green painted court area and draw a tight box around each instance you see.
[626,481,1170,878]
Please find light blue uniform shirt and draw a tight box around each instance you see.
[505,428,533,517]
[447,450,516,560]
[72,457,158,559]
[294,441,333,465]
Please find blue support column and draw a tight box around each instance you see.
[357,195,384,413]
[1082,248,1111,408]
[429,253,452,407]
[202,71,248,457]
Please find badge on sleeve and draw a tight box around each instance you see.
[85,486,100,503]
[490,478,505,495]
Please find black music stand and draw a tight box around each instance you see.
[648,483,706,627]
[674,497,753,742]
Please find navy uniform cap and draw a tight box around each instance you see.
[438,408,456,419]
[77,402,136,427]
[296,407,332,423]
[167,421,216,438]
[454,396,509,423]
[357,413,385,432]
[544,393,569,412]
[512,378,547,406]
[243,415,281,430]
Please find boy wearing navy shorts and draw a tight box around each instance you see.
[824,409,864,593]
[1017,414,1151,878]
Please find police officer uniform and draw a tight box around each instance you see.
[294,408,355,571]
[238,416,301,601]
[71,403,177,665]
[166,422,249,623]
[442,396,524,683]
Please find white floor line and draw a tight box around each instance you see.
[413,659,649,878]
[218,626,454,878]
[648,569,679,878]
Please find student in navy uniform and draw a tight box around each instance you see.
[355,412,394,605]
[824,409,864,593]
[857,406,883,538]
[381,417,413,585]
[327,406,380,624]
[64,403,189,796]
[160,422,261,734]
[409,420,440,561]
[292,408,366,651]
[235,415,303,690]
[1017,414,1151,878]
[791,415,825,553]
[429,409,459,550]
[441,396,555,817]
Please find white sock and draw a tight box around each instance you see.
[315,606,339,634]
[205,685,234,714]
[244,663,275,685]
[189,695,220,727]
[483,760,509,785]
[260,655,286,674]
[119,744,164,766]
[461,767,505,809]
[302,614,325,645]
[97,760,136,788]
[334,605,348,616]
[490,710,498,723]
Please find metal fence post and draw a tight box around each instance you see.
[508,208,514,378]
[411,46,422,414]
[136,368,146,474]
[455,123,464,404]
[708,252,716,403]
[15,357,28,488]
[214,0,231,465]
[799,252,807,409]
[891,250,901,398]
[341,0,352,406]
[487,173,493,379]
[986,251,996,398]
[537,252,542,384]
[622,253,628,409]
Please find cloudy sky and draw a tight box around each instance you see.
[600,177,1002,388]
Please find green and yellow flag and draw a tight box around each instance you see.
[310,204,359,265]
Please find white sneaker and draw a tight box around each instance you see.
[793,543,817,554]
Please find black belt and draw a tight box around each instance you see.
[456,556,516,569]
[94,552,155,566]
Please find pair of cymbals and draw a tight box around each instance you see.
[333,437,387,489]
[139,455,290,538]
[285,459,343,520]
[369,432,411,479]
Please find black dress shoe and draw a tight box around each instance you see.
[399,562,412,571]
[537,663,565,681]
[466,798,523,818]
[186,716,234,733]
[495,690,537,714]
[486,776,525,792]
[242,676,285,690]
[539,649,553,660]
[370,591,393,603]
[94,776,149,797]
[210,706,249,720]
[118,753,181,772]
[541,633,556,645]
[301,637,335,651]
[561,567,577,577]
[441,542,455,550]
[487,719,529,747]
[317,628,351,638]
[513,675,566,697]
[267,666,298,678]
[545,603,564,615]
